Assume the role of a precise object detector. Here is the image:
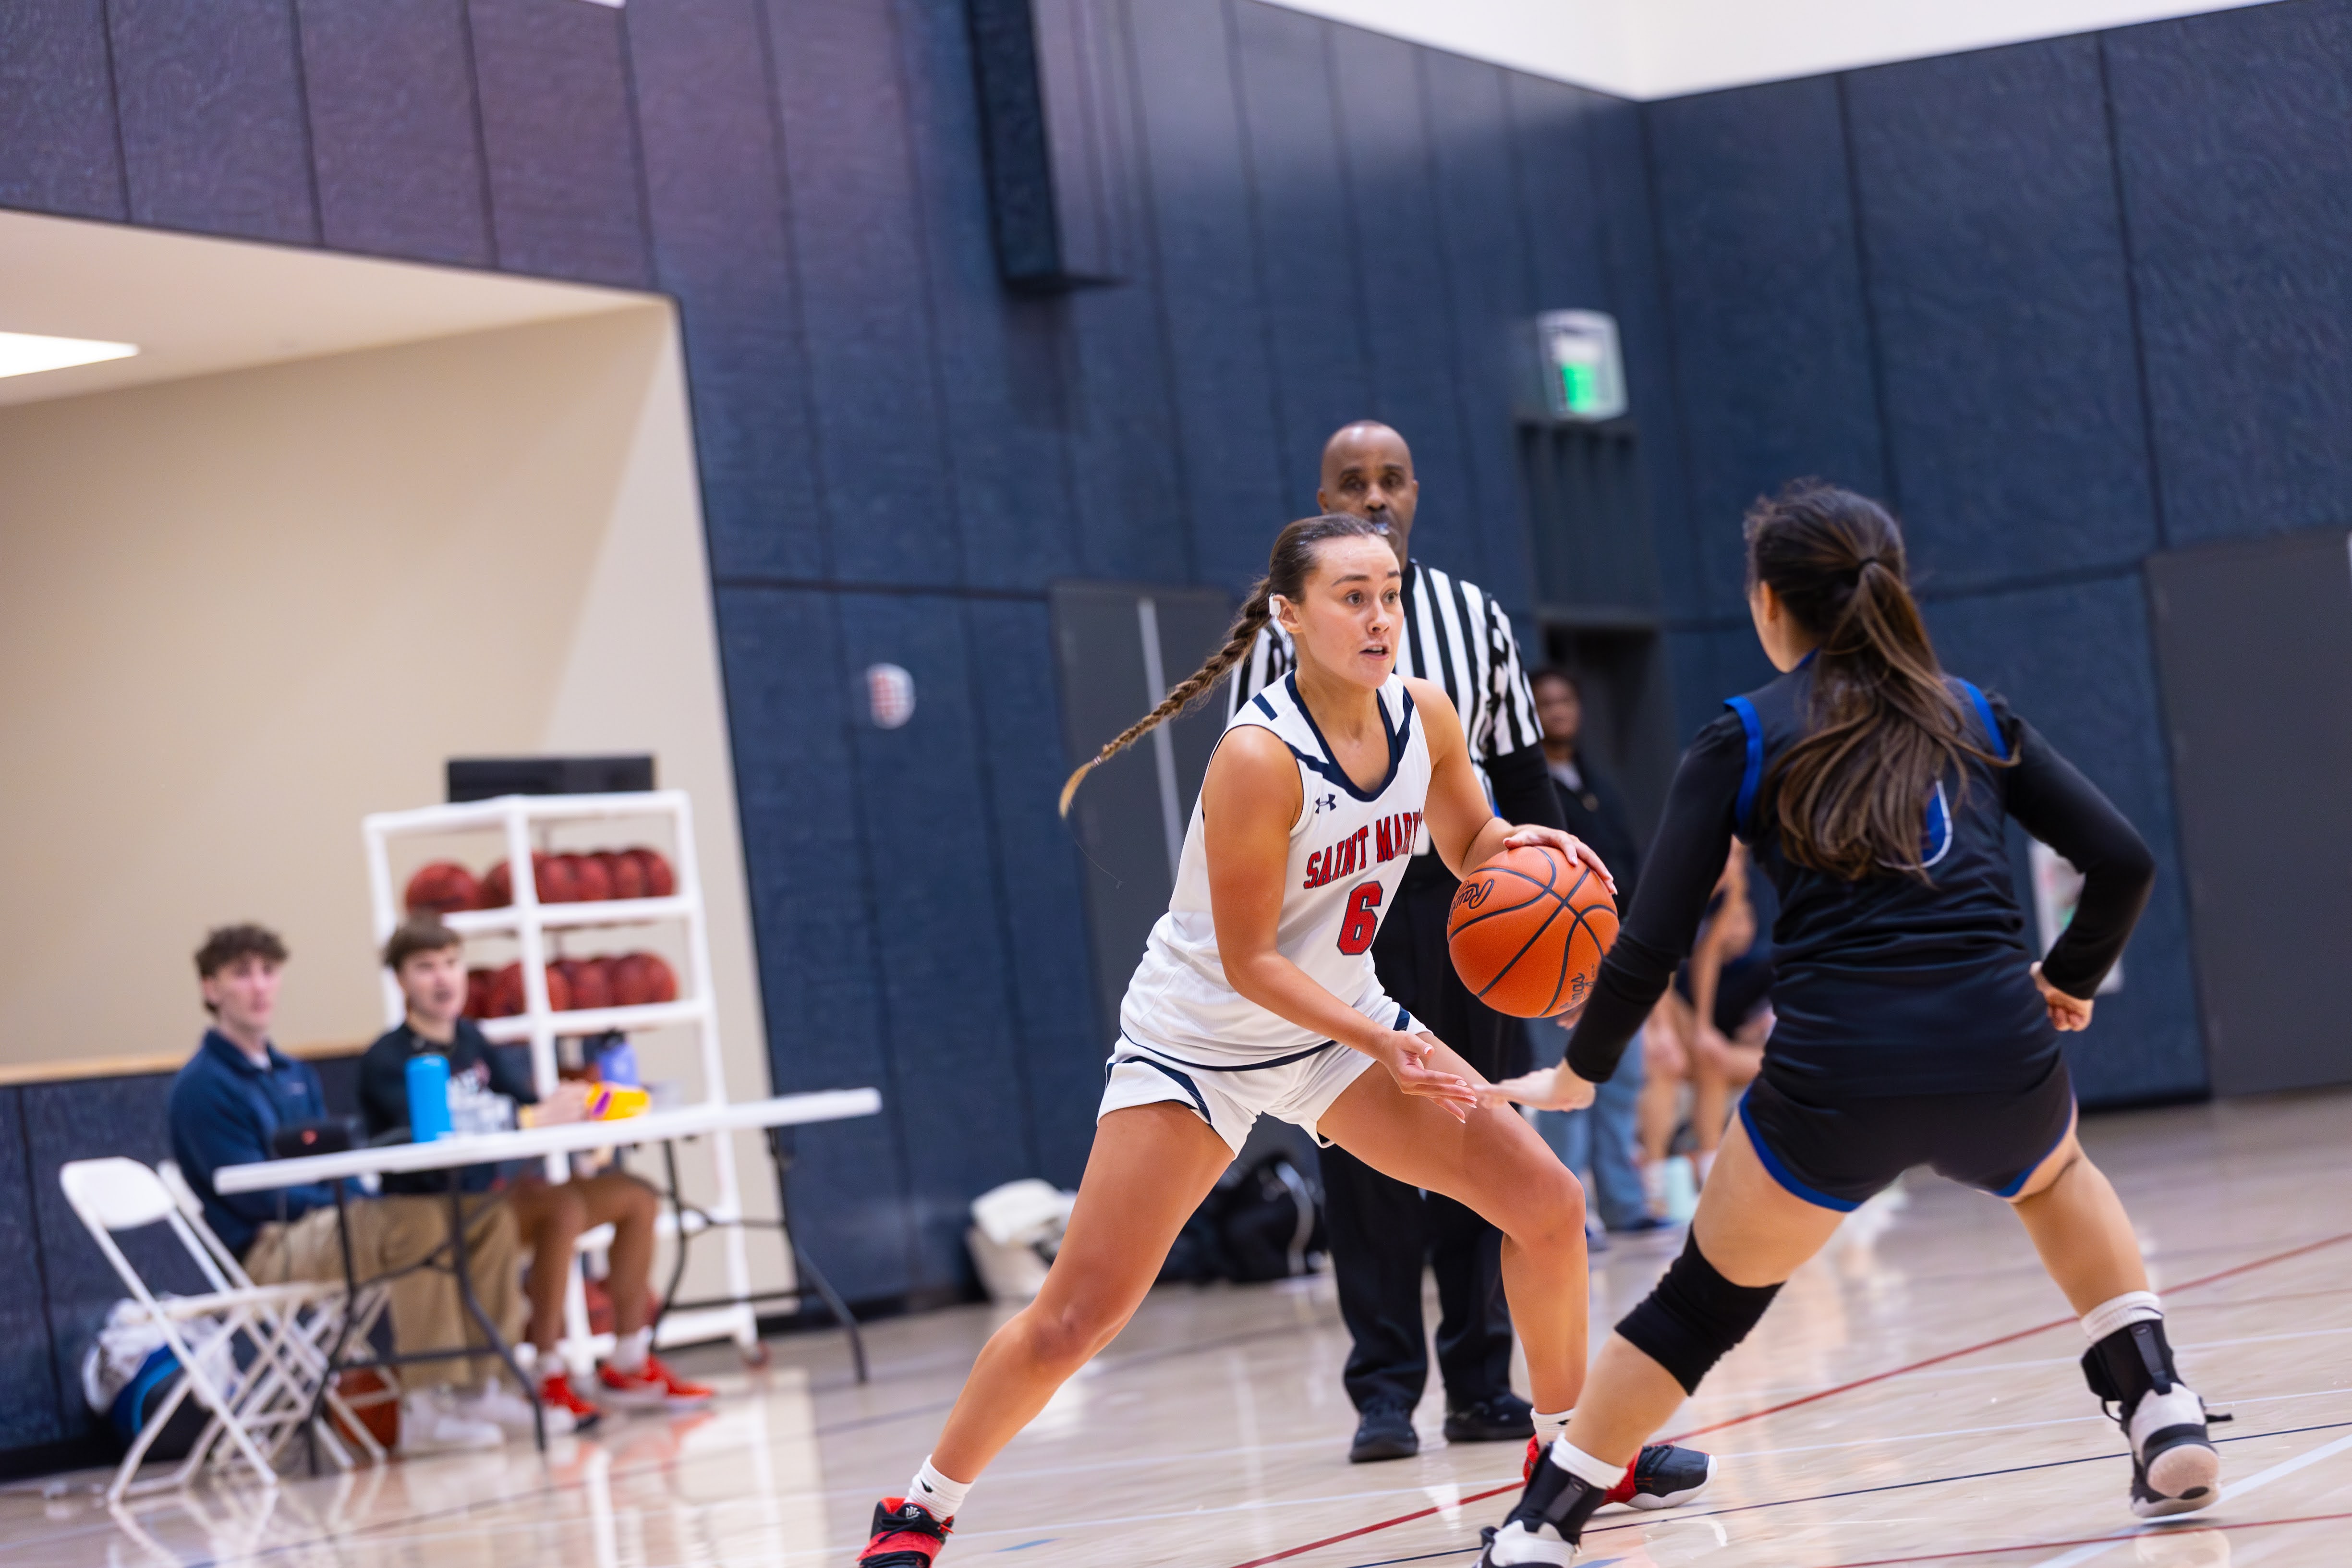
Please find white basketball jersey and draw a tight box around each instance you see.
[1118,673,1432,1064]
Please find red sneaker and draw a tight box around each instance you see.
[539,1371,603,1431]
[596,1352,714,1411]
[859,1497,952,1566]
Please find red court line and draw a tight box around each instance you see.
[1222,1227,2352,1568]
[1802,1507,2352,1568]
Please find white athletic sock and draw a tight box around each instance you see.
[1534,1407,1573,1444]
[2081,1290,2163,1342]
[1546,1436,1625,1493]
[513,1341,539,1375]
[610,1326,653,1374]
[909,1456,972,1521]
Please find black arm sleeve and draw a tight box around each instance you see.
[1487,743,1567,833]
[1994,696,2156,1000]
[1563,714,1746,1082]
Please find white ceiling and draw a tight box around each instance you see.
[0,210,652,410]
[1260,0,2281,98]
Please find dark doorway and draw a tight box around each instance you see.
[1047,582,1235,1041]
[2146,529,2352,1095]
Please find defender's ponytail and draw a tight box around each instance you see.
[1745,481,2005,880]
[1059,512,1392,816]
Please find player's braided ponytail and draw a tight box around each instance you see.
[1059,511,1393,817]
[1746,480,2009,881]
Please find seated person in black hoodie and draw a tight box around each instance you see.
[360,919,711,1423]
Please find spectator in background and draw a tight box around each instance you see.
[1641,844,1770,1199]
[1527,670,1664,1234]
[359,919,711,1426]
[167,924,521,1452]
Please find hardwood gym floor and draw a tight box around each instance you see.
[9,1091,2351,1567]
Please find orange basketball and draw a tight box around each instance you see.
[1446,845,1619,1019]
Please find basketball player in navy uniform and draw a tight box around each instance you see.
[856,514,1710,1568]
[1476,483,2221,1566]
[1229,420,1565,1462]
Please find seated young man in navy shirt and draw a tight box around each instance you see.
[167,923,525,1450]
[359,918,711,1423]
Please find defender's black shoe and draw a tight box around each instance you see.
[1617,1442,1716,1510]
[2083,1320,2227,1519]
[1519,1436,1716,1509]
[1445,1392,1536,1443]
[1348,1404,1419,1463]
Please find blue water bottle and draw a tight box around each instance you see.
[406,1052,453,1141]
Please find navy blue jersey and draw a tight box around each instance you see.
[1564,663,2155,1096]
[1726,665,2049,1090]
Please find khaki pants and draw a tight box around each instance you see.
[246,1194,526,1388]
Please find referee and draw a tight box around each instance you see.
[1231,420,1565,1462]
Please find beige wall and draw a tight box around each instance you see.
[0,305,788,1299]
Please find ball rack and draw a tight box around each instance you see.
[361,790,761,1365]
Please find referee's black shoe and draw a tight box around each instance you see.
[1445,1392,1535,1443]
[1348,1403,1419,1462]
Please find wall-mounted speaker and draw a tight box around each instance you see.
[967,0,1139,292]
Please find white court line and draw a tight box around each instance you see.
[2025,1429,2352,1568]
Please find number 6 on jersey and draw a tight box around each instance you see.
[1337,882,1383,954]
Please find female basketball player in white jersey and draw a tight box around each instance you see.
[857,513,1712,1567]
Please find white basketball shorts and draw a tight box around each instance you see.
[1096,1008,1412,1155]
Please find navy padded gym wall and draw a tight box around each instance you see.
[0,0,1670,1361]
[1635,1,2352,1106]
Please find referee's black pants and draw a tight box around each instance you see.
[1325,861,1529,1417]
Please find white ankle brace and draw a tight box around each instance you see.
[1548,1436,1625,1493]
[2082,1290,2163,1342]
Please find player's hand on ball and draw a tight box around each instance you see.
[1384,1032,1479,1123]
[2031,963,2093,1032]
[1497,826,1615,894]
[1478,1067,1596,1113]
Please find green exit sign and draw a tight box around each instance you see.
[1538,311,1626,423]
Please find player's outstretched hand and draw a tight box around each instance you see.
[1497,826,1616,895]
[2031,963,2093,1033]
[1479,1066,1596,1114]
[1383,1031,1479,1123]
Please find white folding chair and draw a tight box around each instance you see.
[156,1160,394,1465]
[60,1157,349,1501]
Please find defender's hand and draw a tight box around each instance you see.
[1497,827,1616,894]
[1382,1031,1479,1123]
[1479,1067,1596,1113]
[2032,963,2093,1032]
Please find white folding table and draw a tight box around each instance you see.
[215,1090,881,1450]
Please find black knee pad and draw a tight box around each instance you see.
[1615,1234,1782,1394]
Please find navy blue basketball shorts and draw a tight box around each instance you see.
[1736,1056,2077,1212]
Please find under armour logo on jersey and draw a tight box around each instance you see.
[1313,792,1338,814]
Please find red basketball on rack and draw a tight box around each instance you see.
[480,860,512,909]
[609,952,678,1007]
[486,961,524,1018]
[628,847,675,898]
[570,852,613,903]
[597,850,646,901]
[404,861,480,916]
[536,853,580,904]
[563,956,614,1011]
[464,967,495,1020]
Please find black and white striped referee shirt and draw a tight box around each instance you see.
[1227,559,1552,852]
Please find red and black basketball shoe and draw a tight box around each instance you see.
[1522,1436,1716,1509]
[858,1497,953,1566]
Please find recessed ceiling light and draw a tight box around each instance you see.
[0,331,138,380]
